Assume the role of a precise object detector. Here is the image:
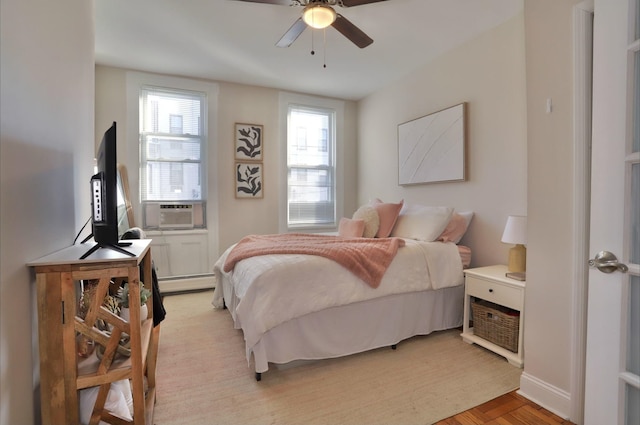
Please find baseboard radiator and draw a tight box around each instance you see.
[159,273,215,294]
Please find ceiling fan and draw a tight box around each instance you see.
[233,0,387,49]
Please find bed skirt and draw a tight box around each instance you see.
[219,277,464,374]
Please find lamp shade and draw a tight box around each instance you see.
[302,4,337,29]
[501,215,527,245]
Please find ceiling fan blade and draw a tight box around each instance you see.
[276,18,307,47]
[231,0,292,5]
[341,0,387,6]
[331,14,373,48]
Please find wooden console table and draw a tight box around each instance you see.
[28,240,158,425]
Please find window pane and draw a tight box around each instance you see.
[144,161,201,201]
[287,104,335,227]
[626,383,640,425]
[142,89,202,136]
[635,0,640,41]
[629,275,640,375]
[288,168,332,202]
[288,201,335,225]
[632,164,640,264]
[289,109,331,167]
[144,136,201,161]
[633,51,639,153]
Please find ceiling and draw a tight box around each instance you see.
[95,0,523,101]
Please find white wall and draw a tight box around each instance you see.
[95,67,359,255]
[0,0,95,423]
[357,13,527,268]
[520,0,584,418]
[359,5,587,419]
[359,6,587,420]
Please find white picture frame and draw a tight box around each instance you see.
[398,103,467,185]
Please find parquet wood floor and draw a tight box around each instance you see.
[435,390,577,425]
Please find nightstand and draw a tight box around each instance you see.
[461,265,525,367]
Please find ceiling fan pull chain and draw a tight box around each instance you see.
[310,28,316,56]
[323,28,328,68]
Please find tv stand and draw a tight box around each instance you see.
[27,239,158,425]
[79,236,135,260]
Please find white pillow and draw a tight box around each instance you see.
[390,205,454,241]
[352,205,380,238]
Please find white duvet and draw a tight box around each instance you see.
[212,238,464,351]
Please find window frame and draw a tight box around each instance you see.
[139,85,207,206]
[279,92,345,232]
[125,72,219,234]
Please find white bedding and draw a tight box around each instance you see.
[212,238,464,352]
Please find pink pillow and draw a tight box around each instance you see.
[371,198,404,238]
[437,214,467,242]
[437,211,474,243]
[338,217,365,238]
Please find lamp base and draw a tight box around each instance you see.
[508,244,526,273]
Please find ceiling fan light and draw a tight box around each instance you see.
[302,5,337,29]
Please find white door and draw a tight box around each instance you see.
[584,0,640,424]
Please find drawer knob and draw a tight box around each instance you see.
[489,289,494,293]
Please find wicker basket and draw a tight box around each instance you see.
[472,299,520,352]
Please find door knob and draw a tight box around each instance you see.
[588,251,629,273]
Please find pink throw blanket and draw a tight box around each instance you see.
[223,233,406,288]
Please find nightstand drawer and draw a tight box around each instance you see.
[465,275,523,311]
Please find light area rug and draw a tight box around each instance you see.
[153,291,521,425]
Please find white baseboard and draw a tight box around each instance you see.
[518,372,571,420]
[159,274,215,294]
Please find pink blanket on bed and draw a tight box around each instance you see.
[223,233,406,288]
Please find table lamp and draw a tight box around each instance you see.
[501,215,527,273]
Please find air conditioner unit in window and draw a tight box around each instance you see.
[158,204,194,229]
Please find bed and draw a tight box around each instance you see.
[212,202,473,380]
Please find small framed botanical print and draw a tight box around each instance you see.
[235,123,263,161]
[235,162,263,198]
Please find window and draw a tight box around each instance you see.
[286,104,336,228]
[139,86,207,223]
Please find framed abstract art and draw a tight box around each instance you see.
[235,162,263,198]
[235,123,263,161]
[398,103,467,185]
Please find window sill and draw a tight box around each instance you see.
[144,228,208,236]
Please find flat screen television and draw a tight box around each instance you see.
[80,122,134,259]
